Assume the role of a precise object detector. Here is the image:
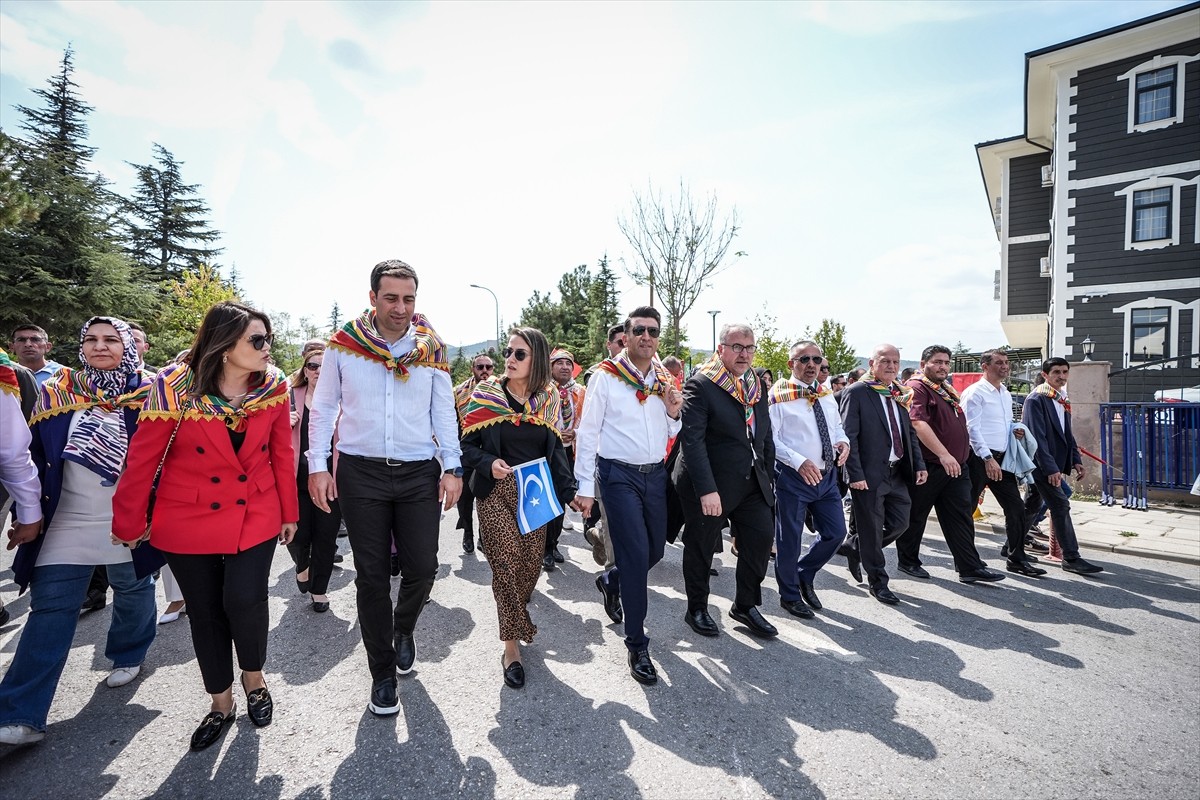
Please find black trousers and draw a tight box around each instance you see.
[456,466,476,536]
[544,446,574,555]
[1031,474,1082,561]
[165,537,276,694]
[679,476,773,611]
[896,464,986,574]
[287,466,342,595]
[337,455,441,681]
[845,467,910,590]
[968,452,1029,560]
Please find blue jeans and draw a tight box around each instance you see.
[0,561,156,732]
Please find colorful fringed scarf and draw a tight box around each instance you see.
[329,310,449,380]
[140,362,290,432]
[453,377,479,424]
[30,368,152,425]
[862,372,914,409]
[915,374,962,416]
[595,352,672,403]
[694,355,760,428]
[461,377,562,436]
[0,349,19,399]
[768,377,831,407]
[556,380,585,432]
[1035,382,1071,413]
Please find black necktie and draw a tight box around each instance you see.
[885,397,904,460]
[810,384,836,469]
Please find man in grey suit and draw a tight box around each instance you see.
[837,343,927,604]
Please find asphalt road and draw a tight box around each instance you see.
[1,516,1198,800]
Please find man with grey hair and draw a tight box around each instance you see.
[674,322,778,638]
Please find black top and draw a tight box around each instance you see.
[499,386,551,465]
[228,427,246,454]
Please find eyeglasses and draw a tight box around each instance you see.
[791,355,823,365]
[13,336,45,344]
[502,348,528,361]
[630,325,660,338]
[723,343,756,355]
[304,362,321,371]
[474,364,494,371]
[248,334,274,351]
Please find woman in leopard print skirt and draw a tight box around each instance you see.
[460,327,576,689]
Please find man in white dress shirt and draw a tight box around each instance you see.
[308,260,463,716]
[572,307,683,685]
[0,355,43,629]
[769,341,850,616]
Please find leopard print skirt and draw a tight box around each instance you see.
[477,474,547,643]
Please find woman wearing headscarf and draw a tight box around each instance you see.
[112,301,298,751]
[0,317,159,748]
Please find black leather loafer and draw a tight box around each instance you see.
[396,632,416,674]
[780,598,815,619]
[684,608,719,637]
[845,553,863,583]
[898,563,931,579]
[296,576,310,595]
[502,655,525,688]
[869,586,900,605]
[551,546,565,564]
[628,649,658,685]
[959,568,1006,583]
[368,676,399,716]
[729,606,778,638]
[463,532,475,554]
[245,687,273,727]
[311,600,330,613]
[1006,559,1047,577]
[541,553,555,572]
[799,581,823,610]
[1062,558,1104,575]
[190,705,235,751]
[595,575,623,624]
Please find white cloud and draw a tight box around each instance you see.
[791,0,999,35]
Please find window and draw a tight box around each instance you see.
[1135,66,1176,124]
[1113,298,1199,369]
[1132,188,1171,242]
[1130,308,1169,362]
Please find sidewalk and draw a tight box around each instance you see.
[974,492,1200,565]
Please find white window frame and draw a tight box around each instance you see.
[1118,54,1199,133]
[1115,176,1185,250]
[1112,297,1192,369]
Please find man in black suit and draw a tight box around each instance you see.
[674,322,778,638]
[1022,357,1104,575]
[837,343,927,604]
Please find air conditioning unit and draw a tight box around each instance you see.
[1041,165,1054,187]
[1039,256,1052,277]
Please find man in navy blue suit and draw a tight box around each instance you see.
[1022,357,1103,575]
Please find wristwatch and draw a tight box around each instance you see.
[444,467,464,478]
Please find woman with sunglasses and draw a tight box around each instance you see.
[112,301,298,751]
[459,328,576,688]
[287,341,342,612]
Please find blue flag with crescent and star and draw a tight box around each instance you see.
[513,457,564,534]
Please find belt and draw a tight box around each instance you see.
[342,454,431,467]
[886,461,901,472]
[607,458,663,473]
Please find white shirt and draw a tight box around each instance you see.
[877,393,902,463]
[573,368,681,497]
[1052,391,1067,431]
[769,380,848,471]
[307,329,461,472]
[0,389,41,523]
[961,379,1013,459]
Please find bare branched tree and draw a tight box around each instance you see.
[618,180,743,352]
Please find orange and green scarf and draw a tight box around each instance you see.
[862,372,914,409]
[694,355,760,427]
[596,352,672,403]
[768,377,831,406]
[329,310,449,380]
[29,367,152,425]
[140,362,290,432]
[461,377,562,436]
[1035,382,1071,413]
[914,375,961,416]
[0,349,19,400]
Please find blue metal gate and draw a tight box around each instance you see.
[1099,403,1200,508]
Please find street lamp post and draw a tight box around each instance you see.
[708,310,721,353]
[470,284,501,354]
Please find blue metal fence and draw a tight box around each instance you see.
[1099,402,1200,509]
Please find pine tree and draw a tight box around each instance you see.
[124,143,222,278]
[15,47,96,182]
[328,302,343,333]
[0,132,47,230]
[804,319,859,375]
[586,254,621,360]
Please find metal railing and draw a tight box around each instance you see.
[1099,402,1200,508]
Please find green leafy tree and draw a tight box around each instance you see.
[658,320,689,359]
[751,312,790,380]
[0,132,47,231]
[450,347,470,385]
[803,318,858,375]
[147,265,239,363]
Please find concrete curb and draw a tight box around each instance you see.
[974,520,1200,566]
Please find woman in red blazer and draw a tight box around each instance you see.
[112,301,299,751]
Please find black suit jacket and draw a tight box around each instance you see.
[1022,392,1081,476]
[672,373,775,507]
[838,381,925,487]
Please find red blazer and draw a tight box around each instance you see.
[112,402,300,554]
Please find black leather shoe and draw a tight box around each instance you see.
[551,547,565,564]
[780,598,815,619]
[1000,545,1040,563]
[80,589,106,614]
[296,576,310,594]
[312,600,330,613]
[596,575,623,624]
[1006,559,1047,577]
[244,686,273,727]
[502,655,525,689]
[869,586,900,605]
[368,676,399,716]
[845,553,863,583]
[190,705,235,750]
[462,532,474,554]
[628,649,658,685]
[684,608,719,637]
[396,633,415,674]
[333,553,344,564]
[1025,538,1050,554]
[799,581,823,610]
[541,553,555,572]
[898,563,931,579]
[959,568,1006,583]
[708,567,718,576]
[1062,558,1104,575]
[729,606,778,638]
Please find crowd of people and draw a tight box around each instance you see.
[0,258,1103,751]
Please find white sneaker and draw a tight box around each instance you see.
[0,724,44,745]
[106,665,141,688]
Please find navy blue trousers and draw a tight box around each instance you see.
[774,462,847,601]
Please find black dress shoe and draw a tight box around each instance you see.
[333,553,344,563]
[845,553,863,584]
[708,567,718,576]
[729,606,778,638]
[312,600,330,613]
[898,563,931,579]
[1000,545,1040,563]
[396,633,416,674]
[869,586,900,605]
[296,576,310,594]
[551,547,565,564]
[1025,538,1050,554]
[80,590,107,614]
[596,575,623,624]
[1062,558,1104,575]
[542,553,555,572]
[368,676,399,716]
[462,532,475,554]
[628,649,658,685]
[959,568,1006,583]
[684,608,719,637]
[190,706,236,750]
[502,655,525,689]
[799,581,823,610]
[244,686,274,728]
[780,598,815,619]
[1006,559,1047,577]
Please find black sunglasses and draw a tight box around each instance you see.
[502,348,529,361]
[630,325,660,338]
[474,364,494,371]
[248,334,274,351]
[792,355,823,365]
[304,362,321,371]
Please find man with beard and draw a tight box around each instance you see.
[542,348,585,571]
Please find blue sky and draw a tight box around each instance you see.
[1,0,1186,357]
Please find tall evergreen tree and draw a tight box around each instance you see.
[124,143,222,277]
[15,47,96,181]
[586,254,621,357]
[328,302,343,333]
